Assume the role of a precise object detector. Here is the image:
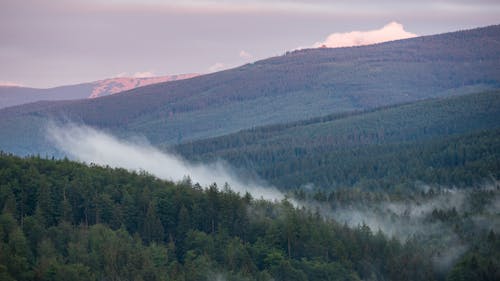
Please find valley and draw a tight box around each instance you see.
[0,18,499,281]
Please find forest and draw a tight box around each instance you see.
[175,91,500,190]
[0,153,498,280]
[1,6,499,281]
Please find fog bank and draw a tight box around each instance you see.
[47,123,286,202]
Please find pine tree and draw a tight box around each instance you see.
[142,202,165,244]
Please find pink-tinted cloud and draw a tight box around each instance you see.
[113,72,128,78]
[239,50,253,59]
[132,71,155,78]
[2,0,496,88]
[208,62,226,72]
[314,22,417,48]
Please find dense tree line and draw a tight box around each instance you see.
[298,185,500,281]
[1,153,498,280]
[177,128,500,191]
[0,153,448,280]
[175,91,500,190]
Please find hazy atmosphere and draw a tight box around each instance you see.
[1,1,499,280]
[1,0,499,87]
[47,123,287,202]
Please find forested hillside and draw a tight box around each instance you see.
[175,91,500,189]
[1,154,498,281]
[1,25,500,155]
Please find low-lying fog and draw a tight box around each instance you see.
[48,123,286,202]
[48,123,499,271]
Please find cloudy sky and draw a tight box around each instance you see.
[1,0,499,88]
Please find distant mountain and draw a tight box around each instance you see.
[1,24,500,156]
[175,90,500,189]
[0,74,199,109]
[88,74,200,98]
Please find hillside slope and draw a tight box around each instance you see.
[175,91,500,189]
[1,153,499,280]
[1,24,500,155]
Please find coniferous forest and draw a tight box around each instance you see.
[1,153,499,281]
[1,20,500,281]
[175,91,500,190]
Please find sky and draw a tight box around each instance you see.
[1,0,499,88]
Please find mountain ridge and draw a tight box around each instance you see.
[0,74,199,109]
[1,24,500,155]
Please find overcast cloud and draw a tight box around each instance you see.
[1,0,499,87]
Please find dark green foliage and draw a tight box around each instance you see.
[175,91,500,189]
[0,153,445,280]
[447,231,500,281]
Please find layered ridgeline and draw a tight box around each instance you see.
[1,25,500,155]
[175,90,500,189]
[0,153,498,281]
[0,74,198,109]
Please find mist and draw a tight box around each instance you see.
[327,187,499,237]
[46,122,499,272]
[47,123,286,202]
[313,186,499,271]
